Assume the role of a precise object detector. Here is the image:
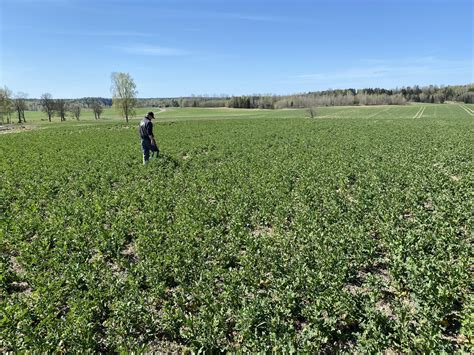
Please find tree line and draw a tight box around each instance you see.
[37,94,106,122]
[0,88,29,124]
[0,73,134,123]
[1,82,472,124]
[0,89,107,124]
[133,84,474,109]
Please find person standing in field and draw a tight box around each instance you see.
[139,112,159,164]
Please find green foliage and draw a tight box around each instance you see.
[0,86,13,124]
[111,72,137,122]
[0,105,472,352]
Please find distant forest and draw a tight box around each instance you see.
[24,84,474,111]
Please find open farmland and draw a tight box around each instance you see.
[1,104,473,352]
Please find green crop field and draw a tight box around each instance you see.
[1,104,473,352]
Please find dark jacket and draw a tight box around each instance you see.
[139,117,153,141]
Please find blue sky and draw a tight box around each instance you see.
[1,0,472,98]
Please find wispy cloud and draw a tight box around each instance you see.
[161,9,288,23]
[287,57,472,87]
[57,30,154,37]
[113,44,189,56]
[3,25,155,38]
[222,13,286,22]
[2,0,75,4]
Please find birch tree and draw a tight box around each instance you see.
[111,72,137,123]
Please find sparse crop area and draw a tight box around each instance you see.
[1,105,473,352]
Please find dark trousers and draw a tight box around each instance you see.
[141,139,151,162]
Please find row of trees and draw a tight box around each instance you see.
[274,93,407,108]
[25,97,112,112]
[2,79,473,125]
[0,87,29,124]
[39,93,103,122]
[223,85,473,109]
[0,87,106,124]
[132,84,473,109]
[0,73,131,124]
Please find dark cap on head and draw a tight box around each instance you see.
[147,112,155,119]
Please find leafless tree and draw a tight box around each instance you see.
[70,104,81,120]
[0,86,13,124]
[55,99,68,121]
[13,92,28,123]
[40,93,55,122]
[92,100,103,119]
[306,107,317,118]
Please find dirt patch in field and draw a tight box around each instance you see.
[10,256,25,276]
[10,281,31,295]
[376,299,395,320]
[146,340,190,353]
[251,225,274,237]
[121,242,138,263]
[0,125,35,134]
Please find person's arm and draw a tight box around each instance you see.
[148,122,156,145]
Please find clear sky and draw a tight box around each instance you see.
[1,0,472,98]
